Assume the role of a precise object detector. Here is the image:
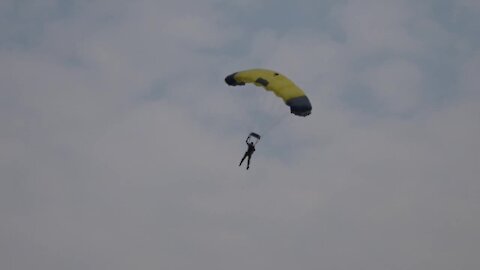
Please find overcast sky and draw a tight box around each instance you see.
[1,0,480,269]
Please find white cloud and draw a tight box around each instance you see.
[1,0,480,269]
[336,0,425,54]
[359,59,424,114]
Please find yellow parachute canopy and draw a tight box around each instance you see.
[225,69,312,116]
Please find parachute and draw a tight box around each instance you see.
[225,69,312,116]
[246,132,261,145]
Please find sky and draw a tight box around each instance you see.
[1,0,479,269]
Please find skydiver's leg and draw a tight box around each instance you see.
[239,152,247,166]
[246,154,251,169]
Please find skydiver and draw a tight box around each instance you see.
[239,139,256,170]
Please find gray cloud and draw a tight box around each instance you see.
[1,1,480,270]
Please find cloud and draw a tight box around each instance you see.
[359,59,424,114]
[455,0,480,12]
[336,0,423,54]
[1,0,480,270]
[460,50,480,98]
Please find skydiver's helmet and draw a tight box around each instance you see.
[247,132,261,145]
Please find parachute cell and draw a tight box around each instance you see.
[225,69,312,116]
[247,132,261,145]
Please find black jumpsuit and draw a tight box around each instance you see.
[239,141,255,169]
